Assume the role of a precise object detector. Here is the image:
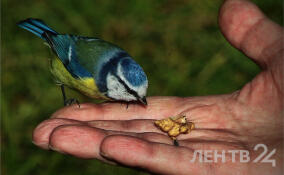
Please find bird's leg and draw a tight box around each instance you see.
[60,84,67,104]
[60,85,80,107]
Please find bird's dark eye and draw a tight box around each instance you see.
[113,73,140,100]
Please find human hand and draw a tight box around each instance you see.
[33,0,283,174]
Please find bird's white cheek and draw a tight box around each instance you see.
[137,81,148,97]
[106,73,136,101]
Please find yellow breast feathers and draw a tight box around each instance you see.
[49,57,109,100]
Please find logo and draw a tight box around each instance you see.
[190,144,276,167]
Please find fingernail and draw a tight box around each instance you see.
[100,152,118,165]
[32,141,49,149]
[48,145,66,154]
[100,151,109,158]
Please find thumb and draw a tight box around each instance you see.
[100,135,209,175]
[219,0,283,68]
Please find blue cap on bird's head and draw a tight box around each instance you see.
[98,51,148,105]
[120,58,147,87]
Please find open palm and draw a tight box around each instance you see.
[33,0,283,174]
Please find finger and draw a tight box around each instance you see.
[87,119,161,133]
[49,125,116,164]
[100,135,212,175]
[87,120,220,143]
[48,125,172,159]
[51,95,225,121]
[219,0,283,68]
[32,118,83,149]
[180,139,246,151]
[87,119,181,144]
[51,96,184,121]
[32,118,171,152]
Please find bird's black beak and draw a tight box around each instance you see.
[138,96,147,105]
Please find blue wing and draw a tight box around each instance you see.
[18,18,92,78]
[46,34,127,82]
[44,34,93,78]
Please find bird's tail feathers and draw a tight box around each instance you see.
[17,18,58,39]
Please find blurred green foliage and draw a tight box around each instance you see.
[2,0,283,174]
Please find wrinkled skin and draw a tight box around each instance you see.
[33,0,283,174]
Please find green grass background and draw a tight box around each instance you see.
[2,0,283,174]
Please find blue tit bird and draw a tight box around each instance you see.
[17,18,148,106]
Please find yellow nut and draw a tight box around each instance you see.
[168,124,181,137]
[154,115,195,140]
[154,118,175,132]
[174,116,187,124]
[179,125,189,133]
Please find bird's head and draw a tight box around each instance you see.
[98,53,148,105]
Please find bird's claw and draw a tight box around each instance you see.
[64,98,80,107]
